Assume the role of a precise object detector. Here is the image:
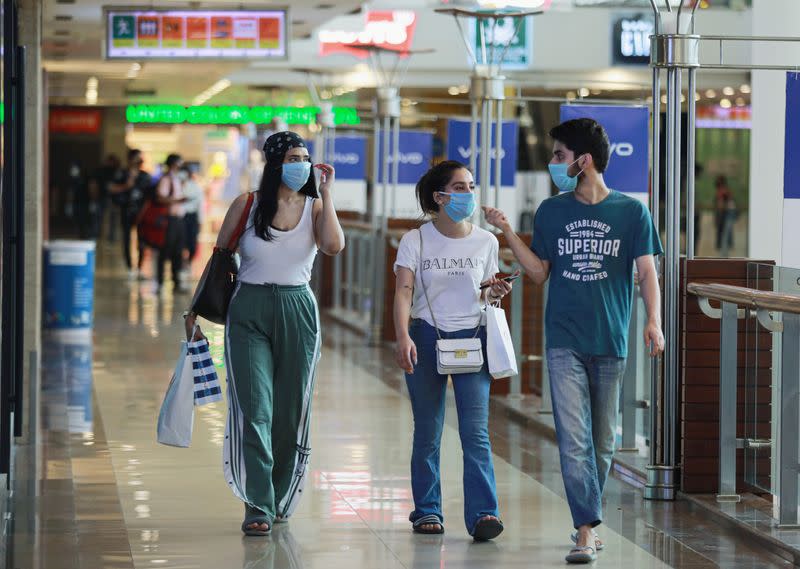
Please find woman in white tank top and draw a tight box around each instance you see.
[184,131,344,536]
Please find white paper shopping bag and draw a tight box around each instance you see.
[157,342,195,447]
[486,304,518,379]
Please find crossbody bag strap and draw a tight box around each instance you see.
[418,228,443,341]
[224,192,255,251]
[417,226,481,341]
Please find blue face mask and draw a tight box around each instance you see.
[281,161,311,191]
[439,192,476,223]
[548,157,584,192]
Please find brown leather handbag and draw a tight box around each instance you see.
[189,193,255,324]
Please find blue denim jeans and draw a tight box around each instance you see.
[405,319,499,534]
[546,348,627,529]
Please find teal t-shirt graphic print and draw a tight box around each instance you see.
[531,190,663,357]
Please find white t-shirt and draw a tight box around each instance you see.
[394,222,499,332]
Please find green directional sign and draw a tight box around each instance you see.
[472,14,533,70]
[125,104,361,126]
[111,15,135,47]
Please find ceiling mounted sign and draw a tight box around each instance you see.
[318,11,417,57]
[125,104,360,126]
[105,9,287,60]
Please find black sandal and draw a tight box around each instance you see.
[242,505,271,537]
[472,516,504,542]
[412,514,444,535]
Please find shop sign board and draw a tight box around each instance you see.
[378,130,433,185]
[306,135,367,180]
[125,104,360,126]
[784,73,800,268]
[446,119,518,188]
[784,73,800,200]
[469,13,533,69]
[560,104,649,196]
[319,11,417,58]
[49,108,102,135]
[611,13,654,65]
[105,9,287,59]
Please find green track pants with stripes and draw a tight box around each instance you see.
[223,282,321,522]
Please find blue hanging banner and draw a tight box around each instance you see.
[559,105,649,195]
[784,73,800,200]
[305,135,367,181]
[377,130,434,185]
[446,119,518,187]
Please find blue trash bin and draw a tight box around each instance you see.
[43,240,96,329]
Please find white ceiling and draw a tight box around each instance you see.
[43,0,364,105]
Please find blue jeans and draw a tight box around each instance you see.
[546,348,627,529]
[405,319,499,534]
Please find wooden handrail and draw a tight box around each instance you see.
[687,282,800,315]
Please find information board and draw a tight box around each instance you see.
[105,9,287,60]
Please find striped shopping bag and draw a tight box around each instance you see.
[187,338,223,406]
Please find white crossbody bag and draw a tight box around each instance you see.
[418,228,484,375]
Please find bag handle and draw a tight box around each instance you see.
[417,227,481,341]
[224,192,255,251]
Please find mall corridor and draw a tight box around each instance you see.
[3,245,788,569]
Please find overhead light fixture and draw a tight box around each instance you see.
[722,86,735,96]
[705,89,716,98]
[567,91,577,101]
[720,98,732,109]
[448,86,460,96]
[740,84,751,94]
[735,97,746,107]
[127,62,142,79]
[192,79,231,105]
[578,87,590,97]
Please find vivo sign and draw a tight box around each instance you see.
[446,120,518,187]
[456,146,507,161]
[319,11,417,57]
[306,135,366,181]
[559,105,649,194]
[387,152,424,165]
[610,142,634,157]
[378,131,433,184]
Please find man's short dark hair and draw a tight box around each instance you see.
[549,118,611,174]
[127,148,142,162]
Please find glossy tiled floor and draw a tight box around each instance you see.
[8,245,791,568]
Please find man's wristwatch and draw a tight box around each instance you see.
[182,311,196,319]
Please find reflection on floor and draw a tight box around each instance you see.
[8,246,789,568]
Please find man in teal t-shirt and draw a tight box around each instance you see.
[483,118,664,564]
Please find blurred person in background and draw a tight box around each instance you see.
[181,161,205,267]
[110,149,151,280]
[89,154,121,241]
[155,153,189,295]
[714,175,733,252]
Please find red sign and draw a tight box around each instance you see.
[49,108,102,135]
[319,11,417,58]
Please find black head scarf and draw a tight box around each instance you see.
[263,131,307,166]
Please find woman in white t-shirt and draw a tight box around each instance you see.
[393,160,512,541]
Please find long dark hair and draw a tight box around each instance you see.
[415,160,470,215]
[253,161,319,241]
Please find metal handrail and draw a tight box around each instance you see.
[689,279,800,525]
[687,283,800,315]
